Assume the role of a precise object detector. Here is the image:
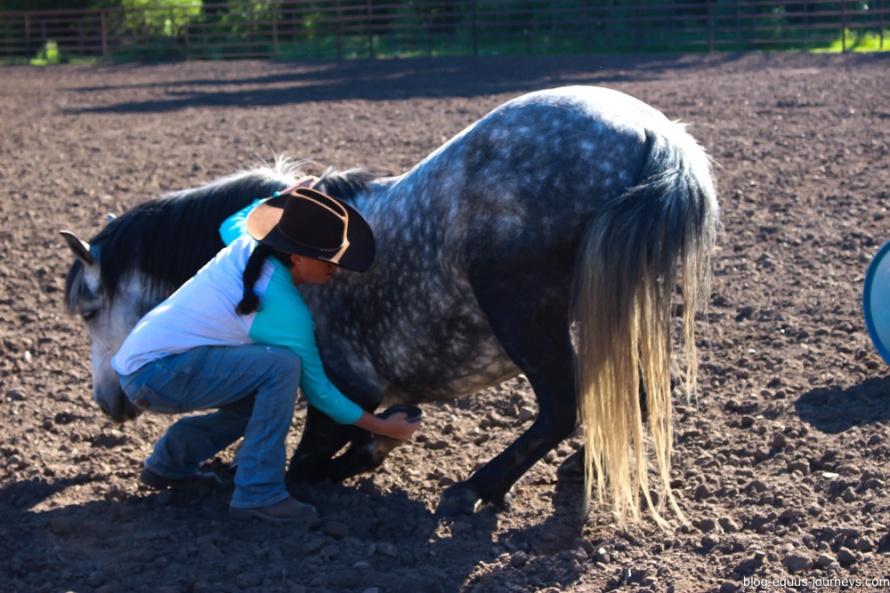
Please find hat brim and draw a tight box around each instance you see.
[246,193,376,272]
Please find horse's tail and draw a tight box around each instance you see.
[572,125,718,528]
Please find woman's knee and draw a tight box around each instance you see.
[262,346,302,384]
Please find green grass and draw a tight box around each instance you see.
[7,26,887,66]
[813,29,890,52]
[0,40,98,65]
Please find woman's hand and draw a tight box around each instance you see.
[354,411,422,440]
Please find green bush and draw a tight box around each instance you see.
[31,40,61,65]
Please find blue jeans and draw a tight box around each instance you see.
[117,345,301,509]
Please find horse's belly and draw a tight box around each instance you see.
[376,318,519,403]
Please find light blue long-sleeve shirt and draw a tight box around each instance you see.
[111,199,363,425]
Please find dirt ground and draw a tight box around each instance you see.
[2,52,890,593]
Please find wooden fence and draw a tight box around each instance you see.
[0,0,886,62]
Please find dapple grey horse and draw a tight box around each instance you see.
[63,86,718,524]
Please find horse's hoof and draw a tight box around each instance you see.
[488,489,513,511]
[436,482,483,517]
[556,449,586,483]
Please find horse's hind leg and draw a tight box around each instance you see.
[438,331,577,515]
[555,371,674,481]
[437,274,579,516]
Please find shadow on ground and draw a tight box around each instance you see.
[67,53,766,114]
[795,375,890,434]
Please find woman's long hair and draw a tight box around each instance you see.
[236,244,293,315]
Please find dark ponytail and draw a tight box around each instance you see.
[236,244,294,315]
[236,244,271,315]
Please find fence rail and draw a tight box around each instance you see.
[0,0,886,62]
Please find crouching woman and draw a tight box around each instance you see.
[112,186,419,522]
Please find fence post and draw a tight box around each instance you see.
[367,0,374,58]
[881,0,885,50]
[472,0,478,56]
[272,2,278,58]
[582,0,589,54]
[525,0,532,54]
[708,0,714,53]
[101,10,107,60]
[426,1,433,57]
[336,0,343,59]
[841,0,847,52]
[25,14,30,59]
[249,3,255,56]
[183,19,189,60]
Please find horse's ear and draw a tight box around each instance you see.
[106,213,116,224]
[60,230,95,266]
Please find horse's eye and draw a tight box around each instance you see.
[81,309,99,322]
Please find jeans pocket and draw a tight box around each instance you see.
[129,383,182,415]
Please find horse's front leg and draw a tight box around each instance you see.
[323,432,406,481]
[289,407,409,483]
[287,405,358,483]
[287,352,386,483]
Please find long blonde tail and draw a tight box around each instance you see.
[572,127,718,527]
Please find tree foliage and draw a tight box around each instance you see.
[117,0,203,36]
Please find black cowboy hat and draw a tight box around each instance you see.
[246,186,375,272]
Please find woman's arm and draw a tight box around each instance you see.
[354,410,422,440]
[248,266,365,425]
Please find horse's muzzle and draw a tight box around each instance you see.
[98,396,143,423]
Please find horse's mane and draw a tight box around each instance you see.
[316,167,378,203]
[65,158,381,311]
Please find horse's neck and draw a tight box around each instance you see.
[356,176,402,215]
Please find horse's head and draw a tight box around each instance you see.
[58,161,305,422]
[61,228,145,423]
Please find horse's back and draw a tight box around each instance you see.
[404,86,682,272]
[502,85,669,125]
[312,86,712,402]
[466,85,677,185]
[372,85,688,221]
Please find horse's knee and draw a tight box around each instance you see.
[287,408,353,482]
[534,406,578,448]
